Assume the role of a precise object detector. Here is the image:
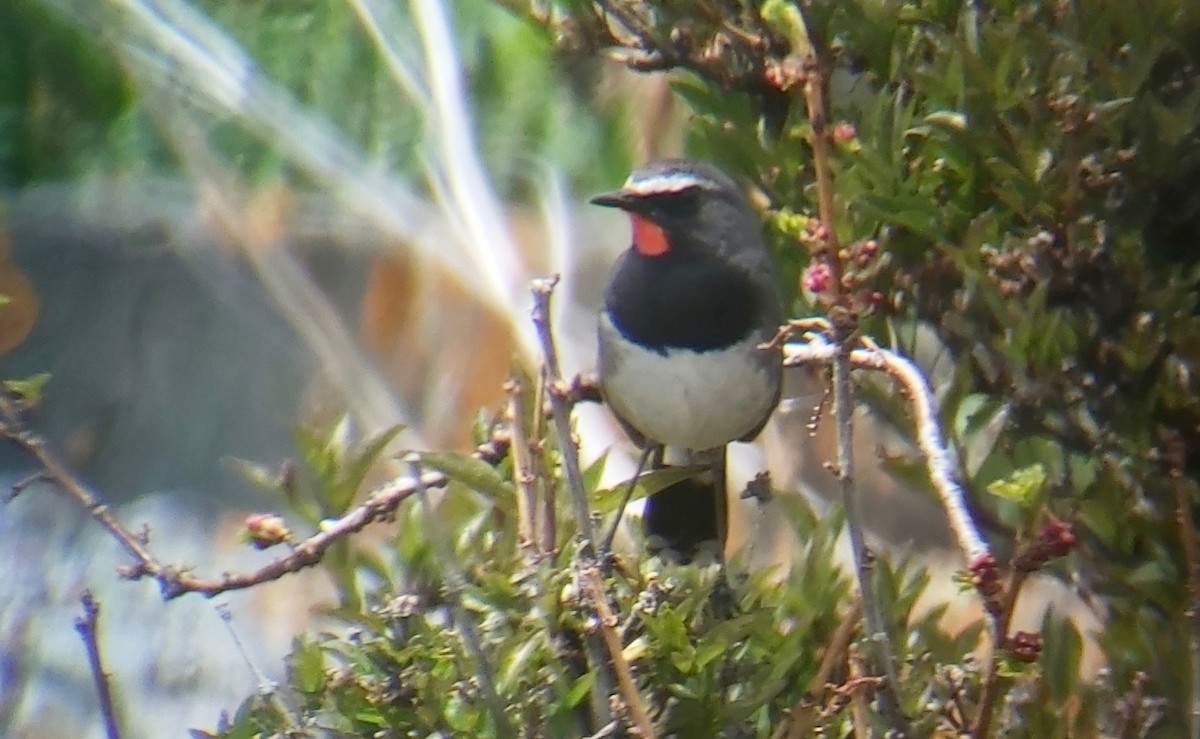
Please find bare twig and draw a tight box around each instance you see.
[1174,478,1200,739]
[580,564,657,738]
[530,275,616,729]
[0,390,504,599]
[782,340,992,566]
[533,366,558,555]
[531,276,597,553]
[74,591,122,739]
[797,31,909,733]
[800,56,844,287]
[506,377,541,558]
[831,340,906,727]
[779,600,863,739]
[5,471,47,502]
[807,600,863,695]
[847,647,872,738]
[971,569,1028,738]
[406,453,516,739]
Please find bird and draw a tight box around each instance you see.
[592,159,784,563]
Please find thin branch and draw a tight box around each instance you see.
[580,563,657,738]
[797,33,907,731]
[801,55,844,283]
[506,377,541,558]
[832,346,906,728]
[1175,478,1200,739]
[782,340,992,566]
[807,600,863,695]
[531,276,597,553]
[530,275,616,730]
[406,453,516,739]
[5,471,47,503]
[971,569,1028,738]
[846,647,872,738]
[534,362,557,555]
[600,446,654,556]
[0,390,500,600]
[74,591,122,739]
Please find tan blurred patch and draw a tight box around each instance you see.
[359,208,552,450]
[0,233,40,357]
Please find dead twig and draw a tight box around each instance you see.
[0,390,504,600]
[1175,476,1200,739]
[580,563,657,738]
[531,276,598,553]
[796,25,908,733]
[970,569,1028,738]
[530,275,618,730]
[506,377,541,558]
[74,591,122,739]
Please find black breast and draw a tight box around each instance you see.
[604,250,766,353]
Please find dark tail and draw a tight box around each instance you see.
[642,448,727,564]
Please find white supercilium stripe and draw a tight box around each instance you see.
[623,172,713,195]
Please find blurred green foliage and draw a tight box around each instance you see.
[4,0,633,195]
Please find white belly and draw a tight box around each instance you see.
[599,313,776,451]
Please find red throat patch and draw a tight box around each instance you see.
[631,214,670,257]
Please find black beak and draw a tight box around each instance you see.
[589,190,635,210]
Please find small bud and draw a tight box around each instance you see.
[832,121,857,142]
[969,553,1004,612]
[1006,631,1042,662]
[803,262,833,294]
[1039,517,1075,558]
[861,239,878,259]
[243,513,291,549]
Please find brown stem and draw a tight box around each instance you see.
[971,569,1029,738]
[534,367,557,555]
[581,564,657,738]
[74,591,122,739]
[807,599,864,695]
[1175,478,1200,739]
[798,39,908,735]
[529,276,618,730]
[801,57,844,288]
[0,391,499,599]
[847,647,872,738]
[506,377,540,557]
[531,276,597,553]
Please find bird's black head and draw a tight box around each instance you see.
[590,159,765,264]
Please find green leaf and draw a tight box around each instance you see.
[330,423,405,514]
[3,373,51,405]
[760,0,811,58]
[986,463,1047,509]
[591,465,706,514]
[290,637,327,694]
[422,450,515,502]
[563,671,595,709]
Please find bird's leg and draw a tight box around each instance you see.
[600,444,659,558]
